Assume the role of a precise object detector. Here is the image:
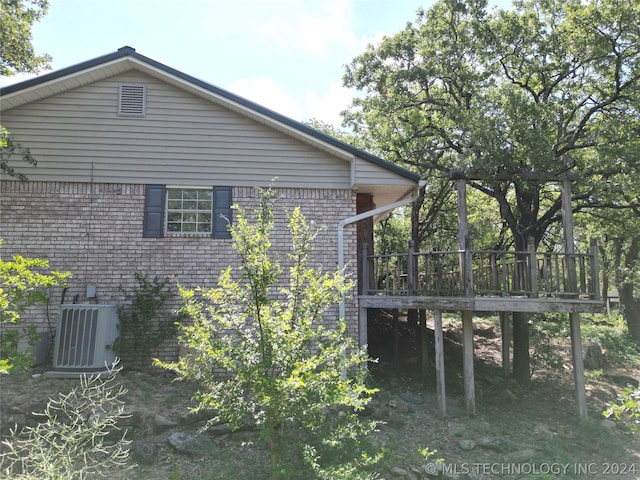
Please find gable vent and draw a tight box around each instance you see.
[118,84,146,116]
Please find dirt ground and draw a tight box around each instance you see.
[1,317,639,479]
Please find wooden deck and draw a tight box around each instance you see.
[359,241,604,314]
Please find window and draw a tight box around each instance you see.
[143,185,232,239]
[167,188,212,234]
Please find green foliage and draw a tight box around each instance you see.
[529,314,568,377]
[0,363,132,479]
[604,385,640,433]
[582,316,640,367]
[0,126,37,182]
[0,0,51,76]
[0,0,51,180]
[158,188,379,479]
[0,240,70,374]
[114,272,183,368]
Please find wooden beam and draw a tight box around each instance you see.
[570,312,588,420]
[462,310,476,416]
[359,295,604,313]
[500,311,511,377]
[434,310,446,417]
[359,305,368,350]
[562,174,588,420]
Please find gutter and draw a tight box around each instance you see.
[337,180,426,320]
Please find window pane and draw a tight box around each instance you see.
[167,199,182,209]
[166,188,213,234]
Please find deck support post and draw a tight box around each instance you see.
[570,312,588,421]
[462,310,476,416]
[562,174,588,421]
[434,310,447,417]
[455,174,476,416]
[359,304,368,351]
[500,311,511,377]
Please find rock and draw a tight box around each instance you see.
[458,439,476,451]
[153,414,178,433]
[477,436,502,450]
[180,409,219,425]
[474,323,496,338]
[131,439,156,465]
[390,465,409,476]
[208,423,233,436]
[506,447,536,463]
[167,431,214,456]
[583,342,604,370]
[533,423,554,440]
[600,419,617,434]
[605,374,639,387]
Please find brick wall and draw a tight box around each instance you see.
[0,181,359,362]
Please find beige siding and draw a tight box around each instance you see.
[353,156,417,188]
[2,71,351,188]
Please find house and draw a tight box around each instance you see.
[0,46,421,362]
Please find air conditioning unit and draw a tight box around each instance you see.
[49,304,118,375]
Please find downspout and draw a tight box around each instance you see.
[337,179,426,320]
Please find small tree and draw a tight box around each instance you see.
[158,189,379,479]
[0,240,70,374]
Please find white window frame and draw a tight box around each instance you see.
[165,187,213,236]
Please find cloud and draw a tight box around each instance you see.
[227,76,303,121]
[254,0,368,56]
[303,79,354,126]
[0,72,39,87]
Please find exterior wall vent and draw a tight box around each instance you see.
[51,304,118,373]
[118,84,146,116]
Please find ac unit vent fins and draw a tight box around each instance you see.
[118,84,146,116]
[52,304,118,372]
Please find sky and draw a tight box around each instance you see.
[3,0,509,127]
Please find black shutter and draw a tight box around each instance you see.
[212,186,232,239]
[143,184,165,238]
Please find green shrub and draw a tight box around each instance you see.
[604,385,640,433]
[582,315,640,367]
[0,241,70,374]
[158,188,380,479]
[114,272,185,368]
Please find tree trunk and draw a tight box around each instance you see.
[620,284,640,342]
[512,312,530,384]
[618,237,640,342]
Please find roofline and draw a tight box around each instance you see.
[0,46,420,183]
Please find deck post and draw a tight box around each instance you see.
[562,174,588,421]
[407,240,416,294]
[455,175,476,416]
[570,312,588,420]
[434,309,447,417]
[462,310,476,416]
[359,304,368,351]
[528,236,538,297]
[361,243,370,295]
[590,238,601,301]
[359,243,369,352]
[500,311,511,377]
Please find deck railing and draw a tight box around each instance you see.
[362,240,600,300]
